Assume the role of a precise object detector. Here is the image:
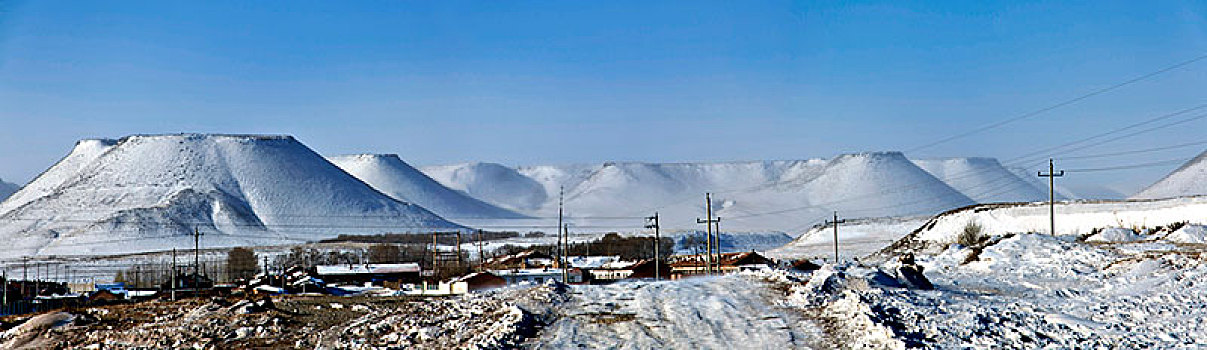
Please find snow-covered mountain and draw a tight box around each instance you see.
[913,157,1048,203]
[423,152,979,233]
[328,154,527,219]
[0,179,18,201]
[421,162,550,213]
[0,134,461,258]
[1132,150,1207,200]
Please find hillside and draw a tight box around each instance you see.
[0,134,461,258]
[421,162,550,213]
[423,152,977,233]
[1132,150,1207,199]
[328,154,527,219]
[912,157,1049,203]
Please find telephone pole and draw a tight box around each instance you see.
[697,193,721,275]
[825,211,846,263]
[557,186,564,271]
[645,212,661,280]
[712,216,722,272]
[476,229,485,270]
[562,224,570,283]
[193,227,203,278]
[1038,159,1065,235]
[171,248,177,301]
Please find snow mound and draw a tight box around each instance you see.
[1085,227,1144,243]
[1132,150,1207,200]
[0,134,461,258]
[1166,225,1207,244]
[329,154,527,219]
[913,157,1048,203]
[421,162,549,212]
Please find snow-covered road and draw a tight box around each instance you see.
[532,275,823,349]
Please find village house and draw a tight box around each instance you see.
[585,260,671,284]
[313,263,422,286]
[667,251,774,279]
[482,251,555,270]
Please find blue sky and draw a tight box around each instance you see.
[1,1,1206,194]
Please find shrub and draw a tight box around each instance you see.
[957,221,986,247]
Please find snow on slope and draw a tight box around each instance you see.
[766,216,931,261]
[1132,150,1207,199]
[329,154,527,219]
[423,153,977,234]
[0,134,461,258]
[0,179,17,202]
[421,163,549,212]
[886,196,1207,252]
[0,138,117,215]
[913,157,1048,203]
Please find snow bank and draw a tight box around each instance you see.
[1085,227,1144,243]
[895,196,1207,249]
[1166,225,1207,244]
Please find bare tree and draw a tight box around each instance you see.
[226,247,258,281]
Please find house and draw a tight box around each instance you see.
[668,251,774,279]
[451,272,507,292]
[490,268,584,285]
[482,251,555,270]
[314,263,422,286]
[585,260,671,283]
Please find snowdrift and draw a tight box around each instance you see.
[0,134,462,258]
[1132,150,1207,200]
[329,154,527,219]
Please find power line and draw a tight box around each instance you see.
[1064,157,1190,173]
[1061,140,1207,160]
[907,53,1207,153]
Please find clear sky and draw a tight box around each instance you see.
[2,1,1206,195]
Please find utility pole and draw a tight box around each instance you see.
[697,193,721,275]
[171,249,177,301]
[1038,159,1065,236]
[712,216,722,273]
[193,227,203,279]
[557,186,564,272]
[476,229,485,270]
[645,213,661,280]
[825,212,846,263]
[562,224,570,283]
[22,257,27,298]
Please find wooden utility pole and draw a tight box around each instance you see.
[697,193,721,275]
[712,216,722,272]
[476,229,485,270]
[825,212,846,263]
[171,248,177,301]
[1038,159,1065,235]
[557,186,564,270]
[562,224,570,283]
[193,227,203,278]
[645,212,661,280]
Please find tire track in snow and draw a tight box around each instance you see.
[531,275,823,349]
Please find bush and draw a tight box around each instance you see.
[957,221,986,247]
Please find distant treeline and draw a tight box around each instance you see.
[319,231,523,244]
[497,233,674,261]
